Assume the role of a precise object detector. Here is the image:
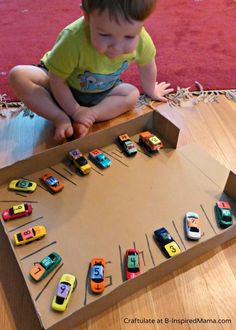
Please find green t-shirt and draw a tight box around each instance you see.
[42,17,156,93]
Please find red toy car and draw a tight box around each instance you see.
[2,203,32,221]
[125,249,141,280]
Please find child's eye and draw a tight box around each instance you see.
[99,33,111,37]
[125,36,135,39]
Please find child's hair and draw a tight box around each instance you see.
[81,0,156,23]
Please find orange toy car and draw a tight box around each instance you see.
[90,258,106,294]
[139,131,163,152]
[41,173,64,193]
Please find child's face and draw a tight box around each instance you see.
[86,10,144,59]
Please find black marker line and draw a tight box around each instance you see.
[145,233,156,267]
[91,167,104,176]
[140,250,146,267]
[105,275,112,288]
[15,192,28,197]
[100,149,129,167]
[9,216,44,232]
[20,241,57,261]
[119,245,126,282]
[111,151,123,158]
[172,220,186,250]
[200,204,217,234]
[136,144,152,158]
[0,200,38,203]
[37,182,49,192]
[114,147,123,154]
[35,263,64,301]
[49,166,77,186]
[62,167,74,176]
[83,263,91,306]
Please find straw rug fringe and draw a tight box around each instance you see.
[1,81,236,118]
[138,81,236,110]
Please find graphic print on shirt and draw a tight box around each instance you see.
[78,61,128,92]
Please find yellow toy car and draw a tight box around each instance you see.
[9,179,37,192]
[52,273,77,312]
[69,149,91,175]
[14,225,46,246]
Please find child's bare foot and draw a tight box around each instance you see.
[71,106,96,128]
[73,122,90,138]
[53,114,73,141]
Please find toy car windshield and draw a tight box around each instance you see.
[45,176,59,187]
[77,156,88,166]
[160,232,172,241]
[189,227,200,233]
[16,180,32,188]
[97,154,105,161]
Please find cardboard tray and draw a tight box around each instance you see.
[0,110,235,329]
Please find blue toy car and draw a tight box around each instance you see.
[154,227,181,258]
[89,149,111,169]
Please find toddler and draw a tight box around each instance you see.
[8,0,173,141]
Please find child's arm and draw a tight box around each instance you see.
[138,59,174,102]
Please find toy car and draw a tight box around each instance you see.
[139,131,163,152]
[9,179,37,192]
[68,148,91,175]
[125,249,140,280]
[89,149,111,169]
[14,225,46,246]
[51,273,77,312]
[117,134,137,156]
[154,227,181,258]
[90,258,106,293]
[2,203,32,221]
[41,173,64,193]
[184,212,201,240]
[215,201,233,228]
[30,252,62,281]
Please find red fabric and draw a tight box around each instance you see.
[1,0,236,101]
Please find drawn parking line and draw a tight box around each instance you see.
[20,241,57,261]
[35,262,64,301]
[145,233,156,267]
[49,166,77,186]
[172,220,186,250]
[200,204,217,234]
[9,216,44,232]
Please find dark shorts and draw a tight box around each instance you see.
[36,62,121,107]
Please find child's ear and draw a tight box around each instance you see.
[83,11,90,22]
[80,3,89,21]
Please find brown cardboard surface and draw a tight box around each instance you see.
[0,110,235,329]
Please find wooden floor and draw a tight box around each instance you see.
[0,96,236,330]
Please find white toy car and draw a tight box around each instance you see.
[184,212,201,240]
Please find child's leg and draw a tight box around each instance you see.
[72,83,140,137]
[8,65,73,141]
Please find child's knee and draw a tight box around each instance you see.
[8,66,23,87]
[127,86,140,108]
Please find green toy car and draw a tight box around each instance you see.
[216,201,233,228]
[30,252,62,281]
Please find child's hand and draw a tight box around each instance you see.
[151,82,174,102]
